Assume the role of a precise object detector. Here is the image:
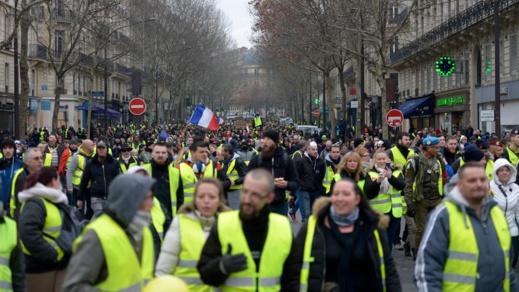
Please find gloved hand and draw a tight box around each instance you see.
[407,204,416,218]
[219,243,247,274]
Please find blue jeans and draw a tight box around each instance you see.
[300,190,322,222]
[290,188,301,214]
[270,200,288,217]
[385,214,401,252]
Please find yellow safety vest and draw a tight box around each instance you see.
[332,173,365,196]
[459,158,494,182]
[74,214,154,291]
[72,153,90,186]
[0,153,3,159]
[0,216,17,291]
[322,165,334,194]
[9,169,25,218]
[141,163,180,216]
[150,197,166,242]
[367,170,405,218]
[443,201,510,291]
[217,211,292,292]
[254,117,262,127]
[20,197,64,261]
[179,161,217,203]
[43,154,52,167]
[118,158,139,174]
[506,148,518,167]
[226,159,242,191]
[300,215,386,292]
[65,150,77,171]
[174,214,214,292]
[390,146,414,168]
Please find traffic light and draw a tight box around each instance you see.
[314,98,319,104]
[435,56,456,77]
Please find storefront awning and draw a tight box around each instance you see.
[93,106,121,119]
[399,96,435,119]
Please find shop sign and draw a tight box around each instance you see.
[480,110,494,122]
[437,96,465,107]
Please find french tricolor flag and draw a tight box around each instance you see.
[189,105,219,130]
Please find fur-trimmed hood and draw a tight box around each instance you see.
[311,196,389,230]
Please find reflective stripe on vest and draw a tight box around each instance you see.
[0,217,17,291]
[412,159,443,198]
[20,197,64,261]
[179,161,217,203]
[141,163,179,216]
[390,147,414,168]
[74,214,154,292]
[443,201,510,291]
[507,148,518,167]
[322,165,334,194]
[175,214,213,292]
[300,215,386,292]
[9,169,24,217]
[226,159,242,190]
[368,170,404,218]
[150,197,166,241]
[218,211,292,292]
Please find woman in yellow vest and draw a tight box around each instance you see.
[62,174,155,291]
[363,150,406,251]
[155,178,230,291]
[18,167,72,292]
[297,178,401,291]
[329,152,365,195]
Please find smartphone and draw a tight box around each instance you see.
[385,162,391,169]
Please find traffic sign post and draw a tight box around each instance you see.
[129,98,146,116]
[386,109,404,128]
[312,109,320,118]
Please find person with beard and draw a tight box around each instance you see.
[296,142,326,223]
[247,129,299,216]
[142,142,183,222]
[237,139,255,163]
[118,143,139,173]
[178,138,231,205]
[443,136,459,166]
[197,169,300,291]
[0,139,24,211]
[387,132,414,169]
[77,141,121,219]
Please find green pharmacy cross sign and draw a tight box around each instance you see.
[435,56,456,77]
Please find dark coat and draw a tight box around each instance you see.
[295,197,401,292]
[78,154,121,200]
[296,153,326,193]
[363,167,405,201]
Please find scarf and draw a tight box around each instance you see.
[329,205,359,227]
[127,210,151,255]
[375,166,391,194]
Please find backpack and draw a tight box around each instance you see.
[54,204,84,257]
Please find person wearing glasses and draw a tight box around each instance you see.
[118,143,140,173]
[9,148,44,218]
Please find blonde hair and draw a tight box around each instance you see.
[336,151,362,182]
[174,147,189,167]
[178,178,231,214]
[368,149,388,172]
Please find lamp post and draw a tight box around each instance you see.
[14,0,19,139]
[494,0,501,137]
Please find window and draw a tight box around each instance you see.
[254,68,260,75]
[510,35,517,76]
[456,53,462,87]
[433,66,437,91]
[426,65,431,92]
[31,69,36,96]
[5,63,9,92]
[485,44,491,81]
[464,60,469,85]
[55,30,65,58]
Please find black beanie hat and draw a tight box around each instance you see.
[353,138,364,148]
[263,129,279,144]
[463,145,485,162]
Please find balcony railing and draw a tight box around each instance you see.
[390,0,519,64]
[28,44,48,60]
[52,8,73,22]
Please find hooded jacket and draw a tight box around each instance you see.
[295,197,401,292]
[62,174,155,291]
[490,158,519,237]
[415,177,519,291]
[18,183,70,273]
[296,152,326,192]
[155,201,231,276]
[0,156,24,209]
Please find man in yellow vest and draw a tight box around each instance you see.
[0,201,25,291]
[118,143,139,173]
[253,113,263,130]
[221,144,247,210]
[197,169,300,291]
[502,128,519,166]
[62,174,156,291]
[9,148,43,219]
[66,139,94,215]
[37,142,52,167]
[387,132,414,169]
[416,162,518,291]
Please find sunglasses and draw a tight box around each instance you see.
[121,149,131,153]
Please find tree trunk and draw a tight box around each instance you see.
[324,72,336,140]
[338,66,347,121]
[354,53,362,137]
[51,76,64,132]
[19,0,30,138]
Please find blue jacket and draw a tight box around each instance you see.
[415,178,518,291]
[0,157,24,209]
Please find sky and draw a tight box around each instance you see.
[216,0,253,48]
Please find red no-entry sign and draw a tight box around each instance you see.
[312,109,320,118]
[386,109,404,127]
[129,98,146,115]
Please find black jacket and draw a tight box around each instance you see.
[78,154,121,200]
[329,170,365,196]
[296,153,326,193]
[363,167,405,201]
[197,208,300,291]
[295,198,401,292]
[223,154,248,186]
[247,148,299,205]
